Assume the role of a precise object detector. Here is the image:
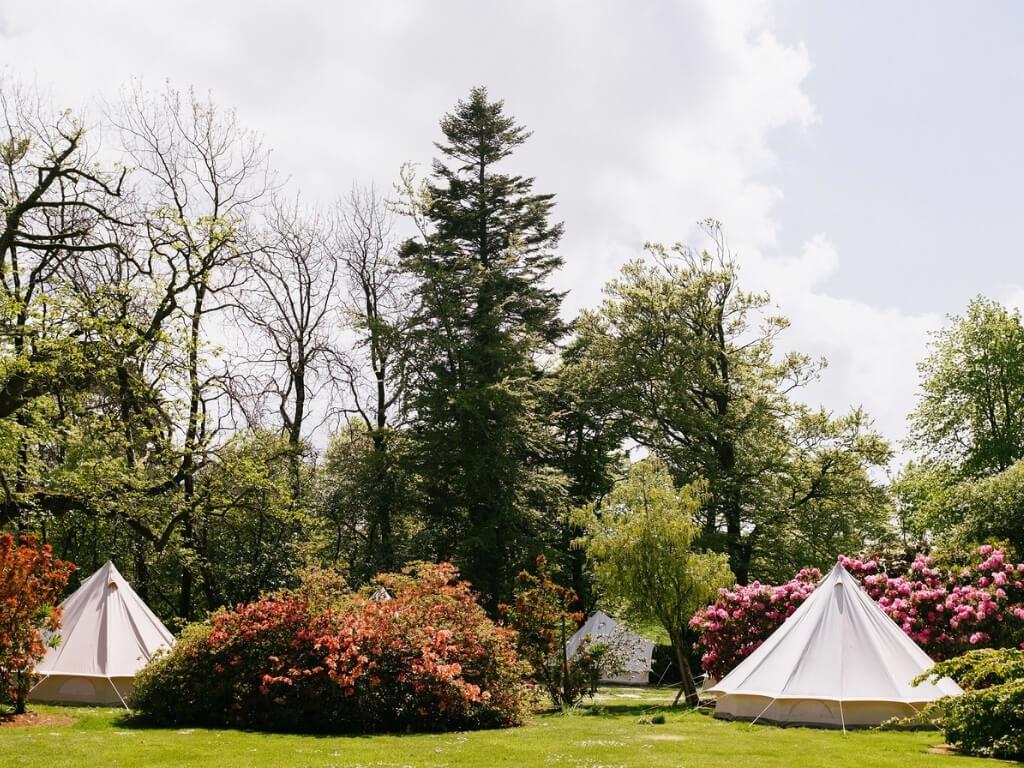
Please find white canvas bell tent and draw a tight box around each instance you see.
[705,561,963,728]
[30,560,175,706]
[566,611,655,685]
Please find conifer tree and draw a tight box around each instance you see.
[399,87,567,603]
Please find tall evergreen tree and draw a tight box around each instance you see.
[399,87,567,603]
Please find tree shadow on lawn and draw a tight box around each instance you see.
[109,702,695,739]
[110,710,525,740]
[577,702,702,718]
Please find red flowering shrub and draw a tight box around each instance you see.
[0,534,75,714]
[130,562,529,732]
[502,556,613,708]
[691,546,1024,680]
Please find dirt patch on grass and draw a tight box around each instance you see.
[926,744,962,756]
[0,711,76,728]
[638,734,687,742]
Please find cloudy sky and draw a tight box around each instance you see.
[1,0,1021,453]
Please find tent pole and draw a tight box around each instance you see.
[906,702,941,732]
[27,674,49,694]
[748,697,778,727]
[106,677,129,710]
[838,699,847,735]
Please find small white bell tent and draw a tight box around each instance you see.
[566,611,655,685]
[31,560,175,706]
[705,561,963,728]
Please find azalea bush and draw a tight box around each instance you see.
[130,562,529,732]
[917,649,1024,760]
[502,557,617,708]
[0,534,75,714]
[691,546,1024,680]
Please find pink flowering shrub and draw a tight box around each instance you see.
[691,546,1024,680]
[689,568,820,680]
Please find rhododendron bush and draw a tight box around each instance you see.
[691,546,1024,680]
[130,562,529,732]
[0,534,74,714]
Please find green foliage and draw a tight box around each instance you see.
[918,648,1024,691]
[917,649,1024,760]
[936,680,1024,760]
[316,424,422,584]
[572,229,891,583]
[398,87,568,602]
[910,297,1024,477]
[503,556,615,708]
[192,430,314,607]
[575,458,733,704]
[128,622,220,724]
[894,457,1024,556]
[752,407,894,581]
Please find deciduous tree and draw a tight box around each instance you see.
[574,458,733,706]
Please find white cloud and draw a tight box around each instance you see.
[748,235,940,449]
[0,0,941,451]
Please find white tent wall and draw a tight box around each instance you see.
[30,675,133,707]
[566,611,655,685]
[705,562,962,728]
[30,561,175,706]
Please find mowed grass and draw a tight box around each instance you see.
[0,687,1014,768]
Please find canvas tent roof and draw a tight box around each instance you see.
[37,560,175,681]
[567,611,655,684]
[705,562,963,727]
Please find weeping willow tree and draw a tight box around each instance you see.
[574,458,733,706]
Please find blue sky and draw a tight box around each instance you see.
[774,1,1024,312]
[1,0,1018,453]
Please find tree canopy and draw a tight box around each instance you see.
[574,458,733,705]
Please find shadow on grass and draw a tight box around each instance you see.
[110,710,533,740]
[109,702,708,739]
[574,702,707,718]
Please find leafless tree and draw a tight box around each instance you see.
[318,186,417,574]
[111,82,271,615]
[334,185,413,436]
[230,194,340,495]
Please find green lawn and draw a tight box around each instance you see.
[0,688,1014,767]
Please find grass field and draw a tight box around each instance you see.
[0,688,1014,768]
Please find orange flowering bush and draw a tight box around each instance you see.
[130,562,529,732]
[0,534,75,714]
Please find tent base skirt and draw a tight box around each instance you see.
[30,675,135,707]
[712,694,925,728]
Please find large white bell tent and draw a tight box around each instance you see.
[705,562,963,728]
[566,611,656,685]
[30,560,175,706]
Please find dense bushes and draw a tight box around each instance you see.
[918,649,1024,760]
[691,547,1024,679]
[130,562,530,732]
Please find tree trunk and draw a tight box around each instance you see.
[14,672,26,715]
[669,629,700,706]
